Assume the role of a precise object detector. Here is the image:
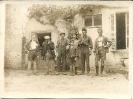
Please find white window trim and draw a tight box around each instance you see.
[84,14,102,27]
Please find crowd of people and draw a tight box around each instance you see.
[25,28,112,76]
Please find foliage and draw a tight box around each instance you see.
[27,4,102,25]
[27,4,102,39]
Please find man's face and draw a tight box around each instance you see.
[70,41,74,46]
[31,35,36,40]
[98,31,102,36]
[82,30,87,36]
[61,34,65,38]
[73,35,76,39]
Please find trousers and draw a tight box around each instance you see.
[80,47,90,73]
[27,61,37,73]
[57,49,66,72]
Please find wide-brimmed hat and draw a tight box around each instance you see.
[44,36,50,39]
[82,27,87,31]
[60,32,65,35]
[97,28,103,33]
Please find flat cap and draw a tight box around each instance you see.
[44,35,50,39]
[60,32,65,35]
[82,27,87,31]
[97,28,103,33]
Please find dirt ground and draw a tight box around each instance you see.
[4,68,130,98]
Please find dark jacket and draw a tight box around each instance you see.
[67,46,77,59]
[42,40,55,59]
[56,38,69,54]
[78,35,93,49]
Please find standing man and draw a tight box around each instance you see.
[78,28,93,75]
[56,32,69,75]
[67,40,77,76]
[41,35,55,75]
[25,34,40,76]
[94,28,112,76]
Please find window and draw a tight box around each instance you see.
[85,14,102,27]
[116,13,129,50]
[85,16,92,26]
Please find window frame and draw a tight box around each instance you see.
[84,14,102,28]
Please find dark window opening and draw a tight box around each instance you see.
[116,13,126,50]
[94,14,102,26]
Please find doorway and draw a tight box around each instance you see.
[116,13,126,50]
[36,32,51,69]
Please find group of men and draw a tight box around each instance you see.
[25,28,112,76]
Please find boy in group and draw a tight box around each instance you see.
[67,40,77,76]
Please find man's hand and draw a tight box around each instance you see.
[66,45,70,50]
[56,53,59,57]
[55,56,58,61]
[89,48,92,55]
[93,50,96,56]
[41,56,44,60]
[104,45,108,48]
[26,51,29,54]
[37,56,39,59]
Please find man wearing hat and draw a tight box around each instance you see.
[94,28,112,76]
[42,35,55,75]
[56,32,69,75]
[25,34,40,76]
[78,28,93,75]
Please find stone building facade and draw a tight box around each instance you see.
[4,3,131,70]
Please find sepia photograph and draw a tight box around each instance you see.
[0,1,132,98]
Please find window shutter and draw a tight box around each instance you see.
[110,13,116,51]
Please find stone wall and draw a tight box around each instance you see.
[5,4,30,68]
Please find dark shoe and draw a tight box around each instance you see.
[80,72,84,75]
[75,67,77,75]
[95,66,99,76]
[34,73,38,76]
[63,73,67,75]
[51,72,55,76]
[44,72,49,75]
[86,73,90,76]
[33,72,38,75]
[27,73,30,76]
[99,74,104,77]
[95,74,99,76]
[55,72,60,75]
[101,66,104,74]
[70,73,74,76]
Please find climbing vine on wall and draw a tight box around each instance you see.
[27,4,102,24]
[27,4,103,38]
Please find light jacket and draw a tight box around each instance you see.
[94,36,112,54]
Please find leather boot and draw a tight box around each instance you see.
[101,66,104,76]
[75,67,77,75]
[95,66,99,76]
